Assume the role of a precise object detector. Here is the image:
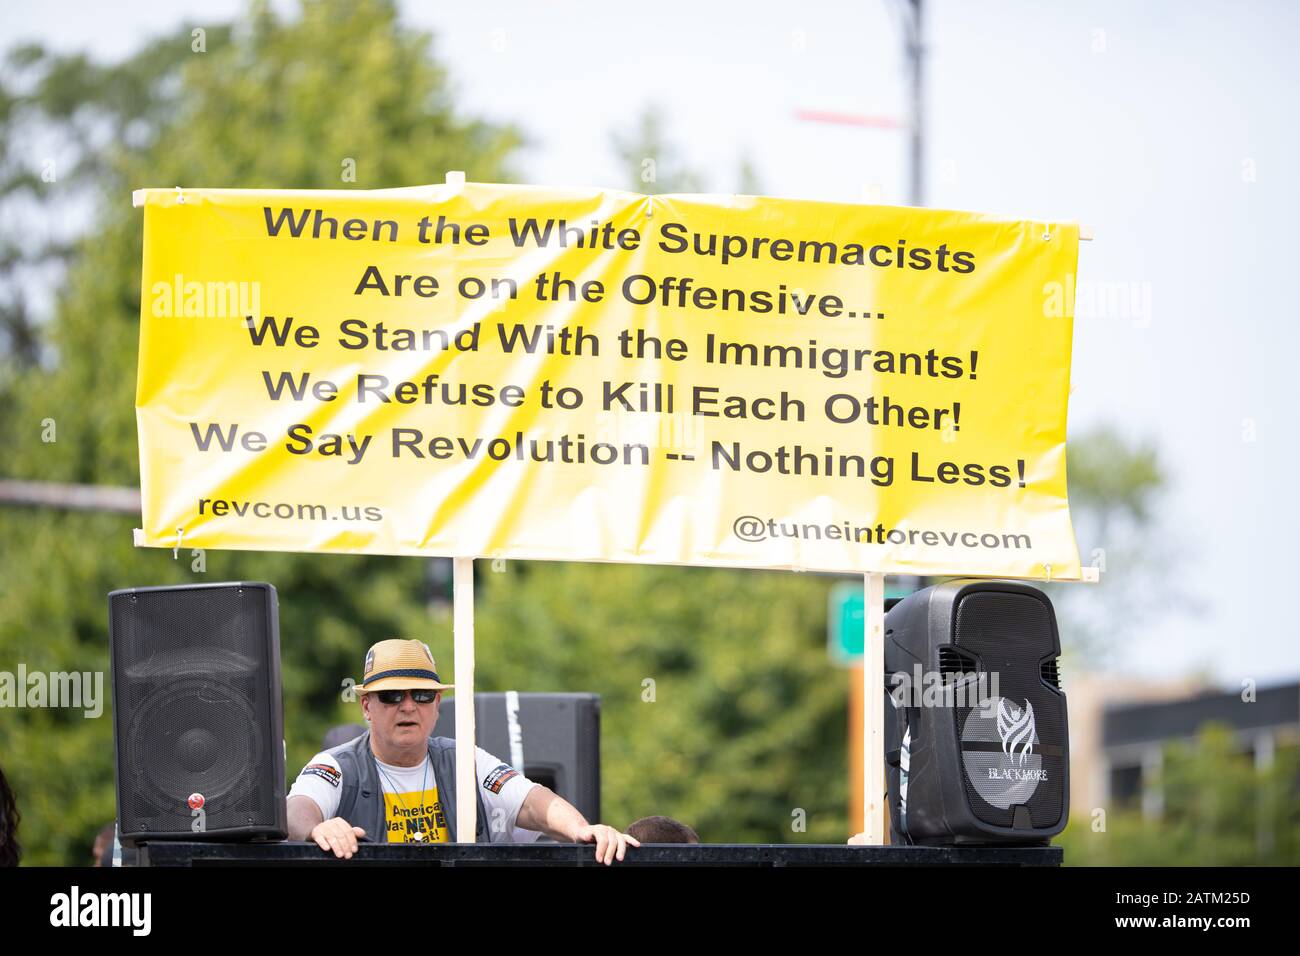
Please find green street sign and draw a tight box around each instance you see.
[828,577,923,665]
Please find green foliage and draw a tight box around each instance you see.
[737,157,764,196]
[1067,425,1164,531]
[472,561,849,842]
[611,105,707,194]
[609,105,766,196]
[1057,724,1300,865]
[1047,424,1182,663]
[0,0,519,865]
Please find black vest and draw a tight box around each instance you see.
[327,730,489,842]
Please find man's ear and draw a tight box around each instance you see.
[360,694,371,721]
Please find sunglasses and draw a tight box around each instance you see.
[374,688,440,705]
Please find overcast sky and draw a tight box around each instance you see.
[6,0,1297,687]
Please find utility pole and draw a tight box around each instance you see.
[797,1,926,207]
[902,0,926,206]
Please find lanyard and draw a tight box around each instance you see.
[375,756,432,843]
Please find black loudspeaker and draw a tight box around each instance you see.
[108,582,287,846]
[883,579,1068,846]
[435,693,600,823]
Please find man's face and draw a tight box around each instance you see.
[362,688,441,750]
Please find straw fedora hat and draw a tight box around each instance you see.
[355,639,454,694]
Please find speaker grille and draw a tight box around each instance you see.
[110,584,283,839]
[127,672,262,805]
[951,590,1066,830]
[938,646,978,676]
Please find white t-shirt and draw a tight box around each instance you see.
[289,745,542,845]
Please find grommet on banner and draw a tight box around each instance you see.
[1044,563,1053,583]
[1042,227,1052,241]
[173,527,185,559]
[175,186,186,205]
[646,195,654,220]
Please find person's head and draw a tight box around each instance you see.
[356,639,453,760]
[626,815,700,844]
[322,723,367,750]
[0,765,20,867]
[93,822,116,866]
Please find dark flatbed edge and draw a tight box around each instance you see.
[137,841,1062,866]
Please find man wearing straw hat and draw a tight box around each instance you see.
[287,638,639,864]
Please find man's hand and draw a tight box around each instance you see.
[517,786,639,863]
[310,817,366,859]
[574,823,640,865]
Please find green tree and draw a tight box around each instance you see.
[1058,724,1300,865]
[737,156,764,195]
[0,0,520,865]
[1048,424,1189,667]
[611,105,708,194]
[472,561,848,842]
[610,105,765,196]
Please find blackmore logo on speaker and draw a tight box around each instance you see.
[49,886,151,936]
[0,665,103,718]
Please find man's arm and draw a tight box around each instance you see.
[287,794,366,859]
[287,794,324,841]
[515,785,639,865]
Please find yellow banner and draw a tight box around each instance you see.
[135,182,1081,578]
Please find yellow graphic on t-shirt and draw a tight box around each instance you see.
[383,788,449,844]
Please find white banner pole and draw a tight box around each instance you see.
[445,168,478,845]
[453,556,477,843]
[863,572,886,843]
